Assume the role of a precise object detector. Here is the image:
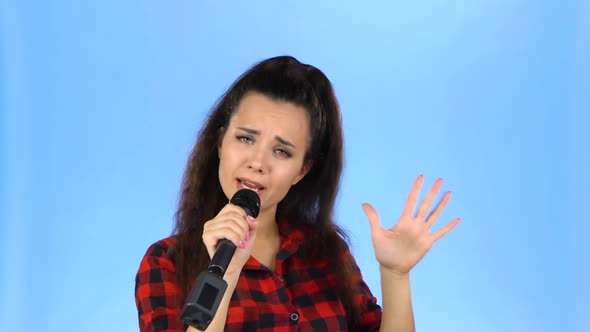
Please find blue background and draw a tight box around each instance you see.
[2,1,589,331]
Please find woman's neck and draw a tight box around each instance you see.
[254,207,279,239]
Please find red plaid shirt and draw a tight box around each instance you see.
[135,219,382,331]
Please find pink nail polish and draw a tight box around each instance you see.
[247,215,255,222]
[238,240,245,248]
[245,232,250,241]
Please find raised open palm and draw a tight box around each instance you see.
[362,174,460,276]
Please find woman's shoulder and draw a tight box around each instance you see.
[136,235,180,278]
[141,235,178,260]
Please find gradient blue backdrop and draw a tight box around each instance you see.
[1,1,589,331]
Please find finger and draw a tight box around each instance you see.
[416,178,443,220]
[225,211,251,234]
[362,203,382,231]
[206,210,250,234]
[402,174,424,217]
[243,216,259,248]
[425,191,452,227]
[221,203,249,219]
[203,226,244,250]
[432,218,460,241]
[206,217,250,241]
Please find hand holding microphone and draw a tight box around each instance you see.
[180,189,260,330]
[202,197,259,278]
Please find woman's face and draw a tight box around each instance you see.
[218,92,311,218]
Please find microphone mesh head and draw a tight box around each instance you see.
[230,189,261,218]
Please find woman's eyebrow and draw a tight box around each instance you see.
[275,136,295,149]
[237,127,259,135]
[237,127,296,148]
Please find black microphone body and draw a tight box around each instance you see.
[208,190,260,277]
[180,189,260,330]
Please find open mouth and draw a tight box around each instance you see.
[237,178,265,193]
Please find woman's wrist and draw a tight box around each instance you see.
[379,265,410,281]
[223,270,241,288]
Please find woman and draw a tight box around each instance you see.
[135,56,459,331]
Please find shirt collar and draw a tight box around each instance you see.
[242,217,308,271]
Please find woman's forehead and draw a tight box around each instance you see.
[231,94,309,128]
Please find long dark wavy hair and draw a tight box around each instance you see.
[171,56,364,329]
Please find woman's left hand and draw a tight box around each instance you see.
[362,174,460,277]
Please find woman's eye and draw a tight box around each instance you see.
[238,135,253,144]
[275,148,292,157]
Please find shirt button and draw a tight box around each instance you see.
[290,312,299,322]
[278,275,285,282]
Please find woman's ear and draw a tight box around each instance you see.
[293,160,313,185]
[217,127,225,158]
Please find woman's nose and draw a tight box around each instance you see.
[247,148,268,174]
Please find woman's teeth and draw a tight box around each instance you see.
[241,180,260,192]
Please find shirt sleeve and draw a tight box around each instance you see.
[135,240,186,332]
[355,275,382,331]
[345,247,383,331]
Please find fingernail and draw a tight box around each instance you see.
[247,215,255,222]
[245,232,250,241]
[238,240,245,249]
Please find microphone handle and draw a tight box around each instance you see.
[208,239,236,277]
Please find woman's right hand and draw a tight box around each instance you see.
[202,203,258,278]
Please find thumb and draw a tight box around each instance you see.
[362,203,382,232]
[244,216,259,250]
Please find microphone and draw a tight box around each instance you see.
[209,189,260,277]
[180,189,260,330]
